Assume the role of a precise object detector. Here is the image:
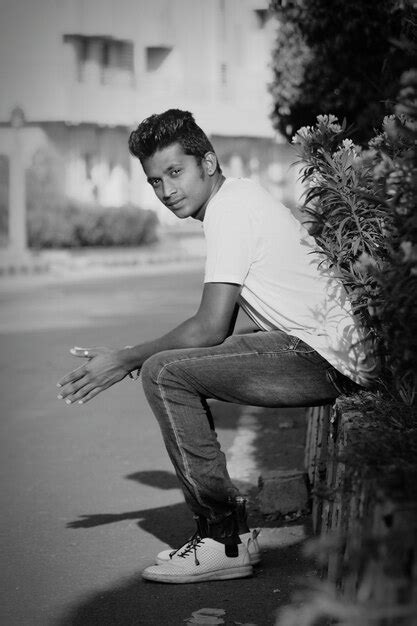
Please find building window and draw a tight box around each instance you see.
[102,39,134,85]
[64,35,134,86]
[253,9,268,29]
[145,47,172,73]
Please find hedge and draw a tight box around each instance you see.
[26,203,159,249]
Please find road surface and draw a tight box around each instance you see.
[0,267,313,625]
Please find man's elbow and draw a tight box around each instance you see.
[204,330,229,346]
[190,319,229,347]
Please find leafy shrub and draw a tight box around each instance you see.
[274,19,417,626]
[27,204,159,249]
[292,71,417,404]
[269,0,416,144]
[292,115,391,330]
[367,71,417,405]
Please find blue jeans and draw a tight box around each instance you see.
[141,329,350,522]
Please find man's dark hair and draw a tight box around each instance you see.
[128,109,221,173]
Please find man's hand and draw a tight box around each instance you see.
[56,346,129,405]
[55,283,241,406]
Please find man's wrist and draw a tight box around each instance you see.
[118,346,138,373]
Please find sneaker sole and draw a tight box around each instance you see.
[143,564,253,584]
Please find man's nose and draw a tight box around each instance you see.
[162,180,176,201]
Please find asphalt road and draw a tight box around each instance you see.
[0,267,314,626]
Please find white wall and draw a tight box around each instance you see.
[0,0,275,136]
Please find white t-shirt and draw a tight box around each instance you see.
[203,177,372,385]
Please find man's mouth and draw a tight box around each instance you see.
[166,199,184,209]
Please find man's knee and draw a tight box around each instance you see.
[141,351,167,390]
[141,350,185,392]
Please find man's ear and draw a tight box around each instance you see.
[202,151,218,176]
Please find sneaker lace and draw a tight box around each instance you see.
[176,535,203,566]
[168,531,202,565]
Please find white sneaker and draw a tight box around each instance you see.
[143,537,253,584]
[156,528,261,565]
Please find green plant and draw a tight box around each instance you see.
[278,73,417,626]
[366,71,417,405]
[291,114,390,388]
[27,203,159,249]
[269,0,416,144]
[292,87,417,403]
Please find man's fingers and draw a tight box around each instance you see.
[57,375,91,401]
[62,382,98,405]
[56,364,87,389]
[76,387,103,404]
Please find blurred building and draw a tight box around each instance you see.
[0,0,300,232]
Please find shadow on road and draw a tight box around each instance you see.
[68,500,194,549]
[57,541,313,626]
[66,473,269,549]
[126,469,181,490]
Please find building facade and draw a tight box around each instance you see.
[0,0,300,236]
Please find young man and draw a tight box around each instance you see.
[57,109,371,584]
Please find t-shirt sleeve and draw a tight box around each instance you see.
[204,203,254,285]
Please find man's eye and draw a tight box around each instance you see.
[171,169,181,176]
[150,179,160,187]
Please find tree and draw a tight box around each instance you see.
[269,0,416,144]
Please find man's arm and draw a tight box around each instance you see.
[121,282,240,370]
[56,282,241,405]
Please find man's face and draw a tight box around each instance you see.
[142,143,214,221]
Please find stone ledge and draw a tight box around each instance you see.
[258,469,309,516]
